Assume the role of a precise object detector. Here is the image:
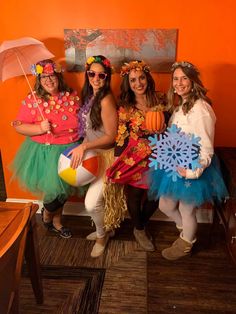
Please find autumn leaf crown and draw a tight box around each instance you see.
[120,60,150,77]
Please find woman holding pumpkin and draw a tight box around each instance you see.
[148,61,228,260]
[106,60,168,251]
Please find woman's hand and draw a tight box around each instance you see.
[40,119,51,133]
[68,143,87,169]
[177,166,187,178]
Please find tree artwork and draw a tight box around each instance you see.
[64,29,177,72]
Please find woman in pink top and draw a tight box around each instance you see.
[11,59,82,238]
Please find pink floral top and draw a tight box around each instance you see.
[14,90,80,145]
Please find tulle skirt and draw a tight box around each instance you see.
[10,137,85,203]
[148,155,228,207]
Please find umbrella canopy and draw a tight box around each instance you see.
[0,37,54,82]
[0,37,55,120]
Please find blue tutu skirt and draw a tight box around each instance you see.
[10,137,85,203]
[148,155,228,207]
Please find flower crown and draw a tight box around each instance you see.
[85,56,112,70]
[31,61,62,76]
[120,60,150,77]
[171,61,195,71]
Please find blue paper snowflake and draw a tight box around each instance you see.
[148,124,202,182]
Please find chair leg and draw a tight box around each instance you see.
[208,200,227,248]
[207,203,220,247]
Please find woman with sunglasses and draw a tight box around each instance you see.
[69,55,118,258]
[11,59,83,239]
[106,60,168,251]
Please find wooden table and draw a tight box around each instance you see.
[0,201,44,304]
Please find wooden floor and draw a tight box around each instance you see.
[21,214,236,313]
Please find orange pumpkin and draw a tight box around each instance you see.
[145,110,165,132]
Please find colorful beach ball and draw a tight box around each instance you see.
[58,145,100,187]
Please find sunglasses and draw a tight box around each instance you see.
[87,70,107,80]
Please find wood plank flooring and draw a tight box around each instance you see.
[21,215,236,313]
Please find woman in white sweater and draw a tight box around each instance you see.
[149,61,228,260]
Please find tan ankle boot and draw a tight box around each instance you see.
[90,233,110,258]
[133,228,155,252]
[162,237,193,260]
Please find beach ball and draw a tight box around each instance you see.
[58,145,100,187]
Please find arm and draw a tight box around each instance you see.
[14,119,51,136]
[12,93,51,137]
[177,101,216,179]
[69,94,118,168]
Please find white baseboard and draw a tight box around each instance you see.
[6,198,213,223]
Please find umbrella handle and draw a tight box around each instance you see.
[15,52,45,120]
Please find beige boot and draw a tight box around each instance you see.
[86,230,115,241]
[90,233,110,258]
[162,237,193,260]
[133,228,155,252]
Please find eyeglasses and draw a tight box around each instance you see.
[87,70,107,80]
[40,74,57,81]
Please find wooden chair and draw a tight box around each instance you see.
[0,202,32,314]
[208,154,230,245]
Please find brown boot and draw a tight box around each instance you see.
[162,237,193,260]
[133,228,155,252]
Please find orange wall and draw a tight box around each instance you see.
[1,0,236,199]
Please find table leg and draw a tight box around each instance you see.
[24,215,44,304]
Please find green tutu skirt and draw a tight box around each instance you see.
[11,137,86,203]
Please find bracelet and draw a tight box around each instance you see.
[11,120,22,127]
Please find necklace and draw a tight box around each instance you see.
[136,102,149,113]
[78,97,94,137]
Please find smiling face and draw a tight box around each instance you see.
[172,67,192,100]
[40,74,59,95]
[88,62,106,94]
[128,69,148,96]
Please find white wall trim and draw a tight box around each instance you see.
[6,198,213,223]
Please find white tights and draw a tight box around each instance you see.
[159,197,197,242]
[84,175,105,239]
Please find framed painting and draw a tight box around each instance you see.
[64,29,177,73]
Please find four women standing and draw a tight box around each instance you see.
[11,56,228,259]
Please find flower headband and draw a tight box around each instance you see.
[31,61,62,76]
[85,56,112,70]
[120,60,150,77]
[171,61,196,71]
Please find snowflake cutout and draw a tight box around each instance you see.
[148,124,202,182]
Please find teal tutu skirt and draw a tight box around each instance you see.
[148,155,228,207]
[11,137,85,203]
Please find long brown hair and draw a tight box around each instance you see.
[167,61,212,114]
[80,55,113,130]
[119,68,165,110]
